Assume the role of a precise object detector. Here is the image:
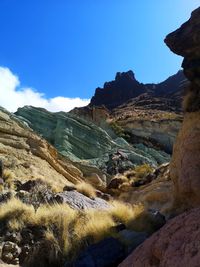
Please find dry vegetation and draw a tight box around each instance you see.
[75,181,96,199]
[0,196,148,264]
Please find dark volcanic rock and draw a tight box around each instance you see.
[90,71,146,110]
[89,70,186,111]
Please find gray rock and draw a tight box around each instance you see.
[55,191,110,210]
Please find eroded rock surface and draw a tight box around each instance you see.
[165,7,200,208]
[0,107,82,187]
[118,208,200,267]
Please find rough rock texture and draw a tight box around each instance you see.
[0,107,82,188]
[165,7,200,208]
[170,112,200,207]
[118,208,200,267]
[120,163,173,215]
[15,106,170,172]
[115,115,182,154]
[55,190,110,210]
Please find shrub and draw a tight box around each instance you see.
[134,164,153,179]
[76,181,96,199]
[109,200,145,226]
[0,198,35,231]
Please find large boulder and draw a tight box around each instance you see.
[54,191,110,210]
[118,208,200,267]
[165,7,200,208]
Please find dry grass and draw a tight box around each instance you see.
[0,197,148,264]
[134,164,153,179]
[0,197,35,231]
[2,169,15,189]
[76,181,96,199]
[109,200,145,226]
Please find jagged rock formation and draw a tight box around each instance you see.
[90,70,146,110]
[89,70,186,111]
[15,106,170,174]
[0,107,82,187]
[119,7,200,267]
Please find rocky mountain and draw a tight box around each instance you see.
[89,69,187,111]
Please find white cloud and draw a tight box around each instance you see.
[0,66,90,112]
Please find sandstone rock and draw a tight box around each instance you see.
[0,107,82,189]
[118,208,200,267]
[165,7,200,208]
[54,191,110,210]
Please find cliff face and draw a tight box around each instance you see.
[165,7,200,208]
[15,106,171,174]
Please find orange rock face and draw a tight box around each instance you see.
[170,111,200,208]
[118,208,200,267]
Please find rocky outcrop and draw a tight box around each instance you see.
[90,71,146,110]
[89,70,186,111]
[115,114,182,154]
[0,107,82,187]
[15,106,170,174]
[55,190,110,210]
[118,208,200,267]
[165,7,200,208]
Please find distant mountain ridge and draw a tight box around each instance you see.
[89,70,187,111]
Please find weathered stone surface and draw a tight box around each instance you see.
[118,208,200,267]
[170,111,200,208]
[55,191,110,210]
[15,106,170,172]
[0,107,82,188]
[165,7,200,208]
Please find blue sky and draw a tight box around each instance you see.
[0,0,199,112]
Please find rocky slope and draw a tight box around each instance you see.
[15,106,170,176]
[119,7,200,267]
[0,107,82,188]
